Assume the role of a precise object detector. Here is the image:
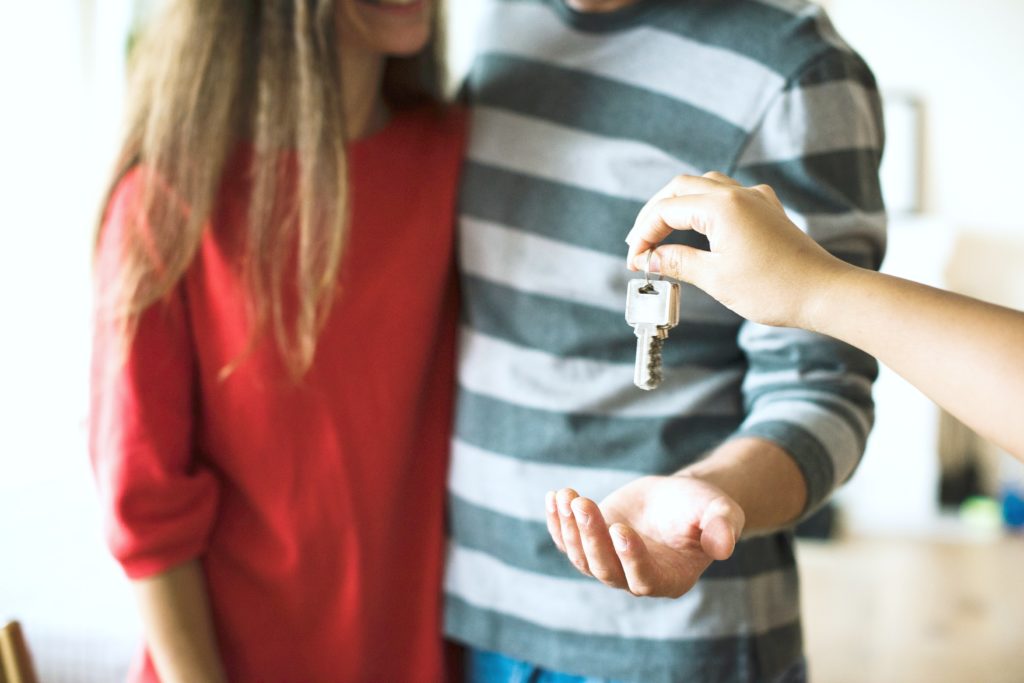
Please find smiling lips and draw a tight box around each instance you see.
[358,0,425,7]
[356,0,429,16]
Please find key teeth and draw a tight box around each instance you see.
[631,325,669,391]
[639,336,664,390]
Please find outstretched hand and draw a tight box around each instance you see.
[545,475,745,598]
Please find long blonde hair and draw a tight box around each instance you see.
[98,0,443,377]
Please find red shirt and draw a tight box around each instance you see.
[90,108,464,682]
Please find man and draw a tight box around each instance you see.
[446,0,885,680]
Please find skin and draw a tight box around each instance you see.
[132,2,433,681]
[133,562,228,683]
[626,171,1024,460]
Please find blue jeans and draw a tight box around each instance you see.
[466,649,808,683]
[466,649,624,683]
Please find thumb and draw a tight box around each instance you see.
[698,496,745,561]
[632,245,710,286]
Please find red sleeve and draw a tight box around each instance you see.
[89,169,221,580]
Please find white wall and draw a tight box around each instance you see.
[445,0,485,90]
[825,0,1024,243]
[0,2,140,680]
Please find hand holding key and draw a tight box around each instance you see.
[545,477,744,599]
[624,171,849,330]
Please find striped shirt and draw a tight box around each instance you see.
[445,1,886,681]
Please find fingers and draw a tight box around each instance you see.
[630,244,710,286]
[625,176,712,259]
[608,523,662,597]
[549,490,635,592]
[570,497,627,589]
[625,172,742,266]
[643,172,740,210]
[750,182,783,209]
[548,489,676,598]
[701,171,741,186]
[625,191,727,268]
[698,496,745,561]
[556,489,590,575]
[545,490,565,552]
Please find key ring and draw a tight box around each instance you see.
[639,248,659,294]
[643,248,662,285]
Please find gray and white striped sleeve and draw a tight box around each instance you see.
[729,47,886,514]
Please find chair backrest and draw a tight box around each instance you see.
[0,621,40,683]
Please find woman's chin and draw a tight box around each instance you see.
[346,0,432,57]
[371,30,432,57]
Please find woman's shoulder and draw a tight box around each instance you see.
[98,164,185,260]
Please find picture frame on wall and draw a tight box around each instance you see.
[880,93,923,215]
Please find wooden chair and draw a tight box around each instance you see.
[0,621,40,683]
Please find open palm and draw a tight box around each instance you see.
[546,475,745,598]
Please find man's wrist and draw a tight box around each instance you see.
[675,437,807,533]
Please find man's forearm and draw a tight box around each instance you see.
[132,559,228,683]
[679,437,807,533]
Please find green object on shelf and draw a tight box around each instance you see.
[959,496,1003,531]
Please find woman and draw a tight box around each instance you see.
[90,1,462,680]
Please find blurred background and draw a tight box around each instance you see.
[0,1,1022,681]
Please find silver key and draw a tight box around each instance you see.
[625,278,680,391]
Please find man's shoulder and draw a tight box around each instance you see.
[650,0,855,80]
[480,0,860,81]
